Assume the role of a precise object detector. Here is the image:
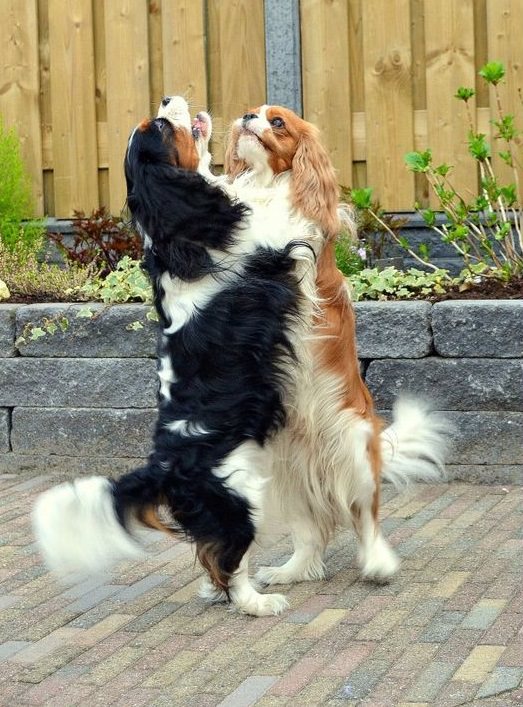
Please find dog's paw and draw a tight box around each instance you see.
[198,577,228,603]
[234,591,289,617]
[255,561,325,586]
[359,537,400,583]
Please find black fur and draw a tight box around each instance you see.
[114,117,304,589]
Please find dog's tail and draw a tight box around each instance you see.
[31,468,172,577]
[32,463,255,592]
[380,397,448,489]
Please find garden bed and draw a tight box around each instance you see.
[1,300,521,484]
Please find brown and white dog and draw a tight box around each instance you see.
[195,104,447,587]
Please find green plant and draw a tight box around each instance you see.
[0,237,93,301]
[335,229,366,276]
[79,256,152,303]
[349,266,453,301]
[343,187,409,264]
[49,208,142,276]
[404,61,522,280]
[0,116,45,251]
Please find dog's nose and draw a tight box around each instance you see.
[161,96,171,107]
[242,113,258,124]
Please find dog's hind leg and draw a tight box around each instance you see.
[350,434,399,582]
[229,549,289,615]
[256,511,326,586]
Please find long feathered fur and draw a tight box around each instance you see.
[33,109,320,616]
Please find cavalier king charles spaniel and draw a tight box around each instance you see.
[214,104,447,586]
[32,97,326,616]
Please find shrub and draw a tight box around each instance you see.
[78,256,152,303]
[0,116,45,251]
[0,237,92,302]
[345,187,409,264]
[48,208,142,276]
[404,61,522,281]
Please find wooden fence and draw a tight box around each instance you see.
[1,0,522,218]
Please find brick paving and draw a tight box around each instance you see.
[0,475,522,706]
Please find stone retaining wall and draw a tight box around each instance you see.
[1,301,521,483]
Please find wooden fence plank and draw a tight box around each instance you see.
[207,0,266,165]
[161,0,207,113]
[486,0,523,203]
[424,0,477,207]
[104,0,150,214]
[301,0,352,187]
[0,0,43,215]
[362,0,415,210]
[48,0,98,217]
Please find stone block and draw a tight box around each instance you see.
[0,409,9,453]
[445,465,522,485]
[444,411,523,465]
[0,454,145,477]
[366,358,523,411]
[354,301,432,358]
[0,358,157,408]
[433,300,523,358]
[16,304,158,357]
[0,305,18,357]
[11,408,156,457]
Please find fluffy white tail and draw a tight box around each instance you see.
[32,476,143,577]
[380,397,448,489]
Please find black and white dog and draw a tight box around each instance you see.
[32,98,323,616]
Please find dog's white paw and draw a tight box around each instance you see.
[198,577,228,603]
[237,591,289,617]
[359,536,400,583]
[256,560,325,586]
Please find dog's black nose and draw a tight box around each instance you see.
[242,113,258,124]
[161,96,171,107]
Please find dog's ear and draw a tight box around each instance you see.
[126,152,249,279]
[224,123,249,180]
[291,127,340,240]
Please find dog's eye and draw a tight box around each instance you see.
[270,117,285,128]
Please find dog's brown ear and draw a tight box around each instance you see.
[291,126,341,240]
[224,123,249,180]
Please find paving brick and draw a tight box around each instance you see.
[477,667,523,698]
[299,608,347,638]
[461,599,508,630]
[405,660,458,702]
[215,676,278,706]
[337,658,391,700]
[454,645,506,682]
[0,640,32,660]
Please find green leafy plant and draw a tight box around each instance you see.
[0,117,45,251]
[335,229,366,276]
[79,256,152,303]
[349,266,452,301]
[49,208,142,276]
[341,187,409,265]
[0,237,92,302]
[404,61,522,280]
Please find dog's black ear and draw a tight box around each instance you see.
[125,132,249,280]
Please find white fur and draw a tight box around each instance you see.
[157,95,192,131]
[381,397,448,488]
[160,271,225,335]
[213,440,270,528]
[157,353,176,401]
[165,419,210,437]
[32,477,143,577]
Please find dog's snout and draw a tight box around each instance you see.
[242,113,258,125]
[161,96,171,107]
